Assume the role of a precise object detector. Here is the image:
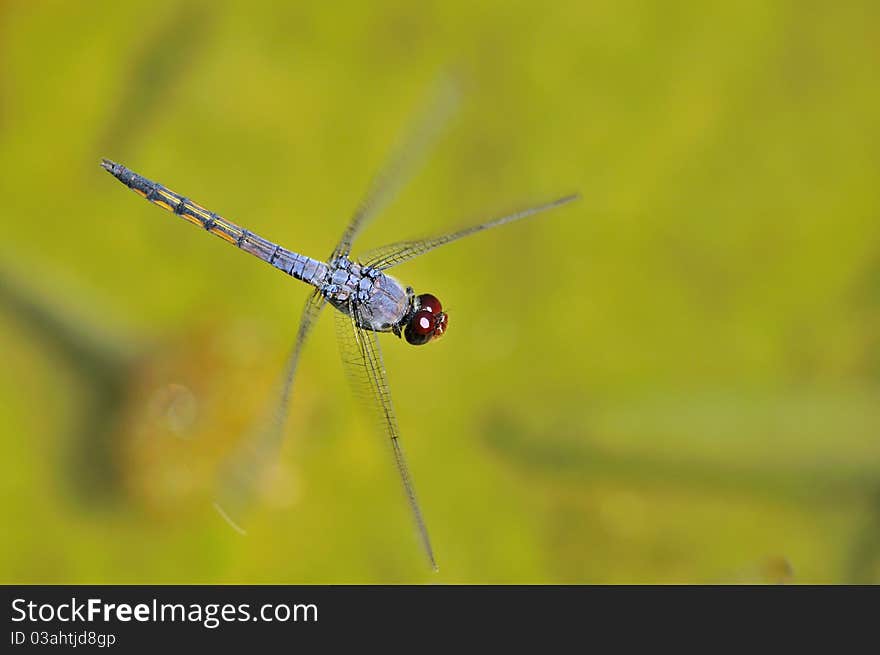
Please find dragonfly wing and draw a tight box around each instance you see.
[214,289,326,532]
[334,303,438,571]
[329,79,459,262]
[358,193,579,271]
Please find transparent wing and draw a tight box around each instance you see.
[334,303,438,571]
[330,79,459,262]
[357,194,579,270]
[214,289,326,532]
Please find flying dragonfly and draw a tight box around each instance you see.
[101,95,577,570]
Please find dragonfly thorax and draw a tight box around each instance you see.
[323,259,411,333]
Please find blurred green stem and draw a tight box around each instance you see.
[0,262,138,505]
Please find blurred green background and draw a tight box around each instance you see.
[1,0,878,583]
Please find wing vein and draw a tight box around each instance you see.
[358,194,579,270]
[335,303,438,570]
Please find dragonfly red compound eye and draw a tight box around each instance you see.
[417,293,442,315]
[405,310,435,345]
[413,310,435,335]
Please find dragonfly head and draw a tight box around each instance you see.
[404,293,448,346]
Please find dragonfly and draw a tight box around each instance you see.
[101,94,577,570]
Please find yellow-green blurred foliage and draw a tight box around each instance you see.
[1,1,879,583]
